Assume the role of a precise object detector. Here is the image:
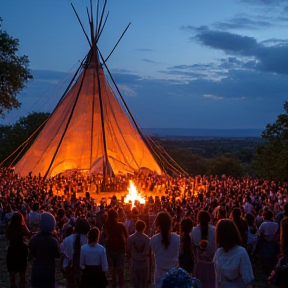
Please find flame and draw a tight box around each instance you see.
[124,180,146,207]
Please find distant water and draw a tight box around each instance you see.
[143,128,263,137]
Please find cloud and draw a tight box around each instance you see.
[203,94,224,100]
[191,29,288,75]
[142,59,158,64]
[213,15,273,30]
[194,30,258,52]
[135,48,154,52]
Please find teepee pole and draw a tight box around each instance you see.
[104,22,131,63]
[90,3,109,185]
[71,4,91,47]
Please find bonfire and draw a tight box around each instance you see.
[124,180,146,208]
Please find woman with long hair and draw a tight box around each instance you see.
[102,208,128,288]
[179,218,194,274]
[190,210,216,288]
[231,208,248,248]
[6,211,30,288]
[150,211,180,288]
[80,227,108,288]
[214,219,254,288]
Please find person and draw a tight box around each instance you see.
[245,213,258,256]
[179,218,194,274]
[280,203,288,256]
[231,207,248,248]
[61,217,90,288]
[161,267,202,288]
[150,211,180,288]
[102,208,129,288]
[257,210,280,276]
[214,219,254,288]
[6,211,30,288]
[28,202,41,232]
[126,220,151,288]
[190,210,216,288]
[29,212,61,288]
[80,227,108,288]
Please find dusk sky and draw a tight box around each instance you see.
[0,0,287,130]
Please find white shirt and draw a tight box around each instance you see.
[151,232,180,284]
[61,233,88,267]
[80,243,108,271]
[258,221,279,236]
[214,245,254,288]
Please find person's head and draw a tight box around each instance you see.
[231,207,242,220]
[87,227,100,244]
[217,207,227,220]
[107,208,118,221]
[245,213,255,226]
[180,218,193,234]
[155,211,172,232]
[9,211,24,227]
[32,202,39,211]
[215,219,241,252]
[57,208,65,218]
[135,220,146,233]
[155,212,172,249]
[263,210,274,221]
[74,217,90,234]
[197,210,211,227]
[65,226,74,238]
[40,212,56,233]
[161,267,193,288]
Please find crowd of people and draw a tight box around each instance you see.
[1,166,288,288]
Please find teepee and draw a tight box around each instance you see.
[13,1,186,179]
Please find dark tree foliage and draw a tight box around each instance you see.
[0,29,33,118]
[254,101,288,181]
[0,112,50,166]
[206,156,244,178]
[168,149,208,176]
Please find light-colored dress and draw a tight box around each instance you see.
[151,232,180,287]
[214,245,254,288]
[191,224,216,288]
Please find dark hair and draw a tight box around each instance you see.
[32,202,39,211]
[197,210,210,240]
[135,220,146,232]
[6,211,23,240]
[231,207,242,219]
[180,218,193,234]
[245,213,255,226]
[87,227,100,243]
[105,208,118,230]
[215,219,241,252]
[65,226,74,238]
[155,212,172,249]
[263,210,273,221]
[57,208,65,218]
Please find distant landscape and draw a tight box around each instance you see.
[143,128,263,138]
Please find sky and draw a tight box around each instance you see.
[0,0,287,131]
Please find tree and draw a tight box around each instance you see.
[0,112,50,166]
[0,29,33,118]
[254,101,288,181]
[206,156,244,178]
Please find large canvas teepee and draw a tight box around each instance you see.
[13,1,187,179]
[14,2,165,179]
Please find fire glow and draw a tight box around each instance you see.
[124,180,146,207]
